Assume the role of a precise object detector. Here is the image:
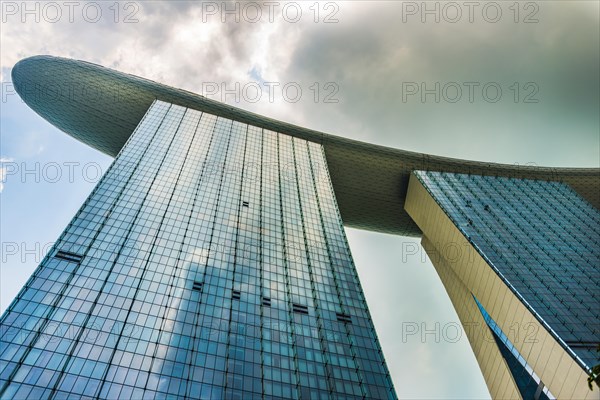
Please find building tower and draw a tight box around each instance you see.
[0,98,396,399]
[405,171,599,399]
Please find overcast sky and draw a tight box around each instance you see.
[1,1,598,399]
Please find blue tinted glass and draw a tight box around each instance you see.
[0,101,396,399]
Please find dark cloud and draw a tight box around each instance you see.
[280,2,599,166]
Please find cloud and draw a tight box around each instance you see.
[4,1,595,167]
[276,2,599,166]
[0,157,15,193]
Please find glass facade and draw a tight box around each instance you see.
[0,100,396,399]
[413,170,600,370]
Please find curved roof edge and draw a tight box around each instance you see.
[11,55,600,237]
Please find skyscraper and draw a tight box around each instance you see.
[2,55,599,399]
[405,171,599,399]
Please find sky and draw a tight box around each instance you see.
[1,1,599,398]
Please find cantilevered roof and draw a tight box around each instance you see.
[11,56,600,237]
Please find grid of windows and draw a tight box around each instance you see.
[0,100,396,399]
[414,170,600,369]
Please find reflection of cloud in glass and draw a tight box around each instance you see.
[146,252,206,396]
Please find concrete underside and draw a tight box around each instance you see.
[11,55,600,237]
